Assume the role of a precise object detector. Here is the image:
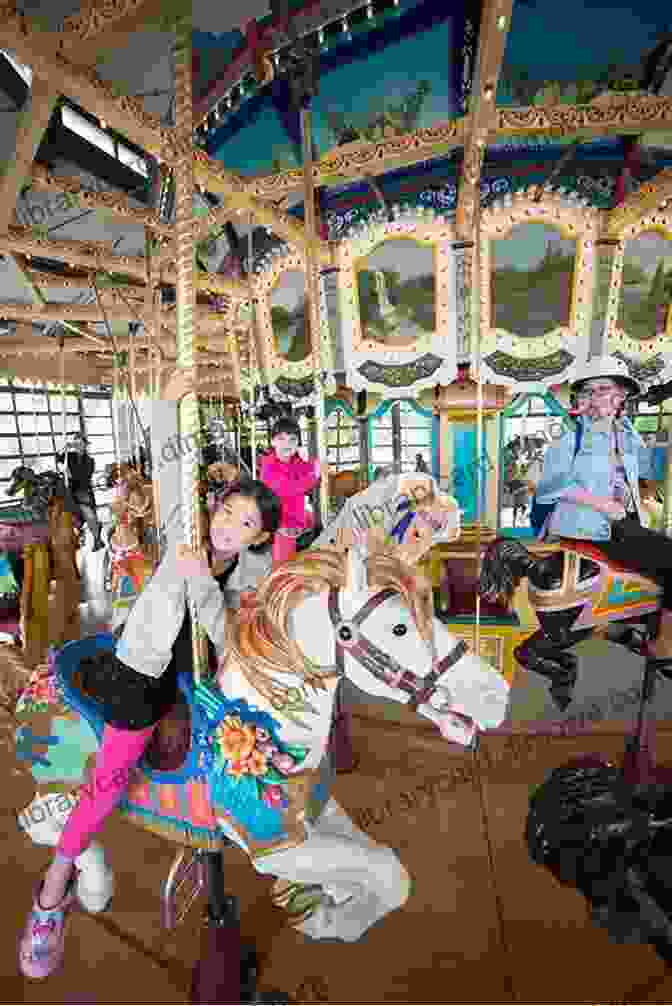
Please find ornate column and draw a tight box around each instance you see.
[451,240,474,365]
[589,236,620,357]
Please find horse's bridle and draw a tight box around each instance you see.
[328,588,468,713]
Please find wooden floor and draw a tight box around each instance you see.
[3,691,672,1003]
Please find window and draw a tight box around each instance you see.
[1,50,32,86]
[370,401,433,476]
[116,142,149,178]
[327,407,359,471]
[498,392,570,537]
[0,383,115,524]
[61,105,149,177]
[62,106,115,156]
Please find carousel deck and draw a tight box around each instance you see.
[2,644,672,1003]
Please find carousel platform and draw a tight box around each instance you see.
[3,638,672,1002]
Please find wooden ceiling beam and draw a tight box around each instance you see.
[0,5,173,161]
[0,76,59,236]
[27,164,174,241]
[0,226,247,299]
[0,300,225,328]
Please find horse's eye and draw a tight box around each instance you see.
[392,623,408,637]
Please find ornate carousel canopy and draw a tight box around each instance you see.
[0,0,667,397]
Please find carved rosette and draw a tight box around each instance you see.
[252,248,335,406]
[474,187,598,389]
[336,212,458,394]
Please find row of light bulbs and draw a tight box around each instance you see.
[194,0,402,145]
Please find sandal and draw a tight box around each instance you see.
[18,876,76,979]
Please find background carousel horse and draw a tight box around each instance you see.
[11,547,509,1002]
[479,537,663,710]
[103,461,157,633]
[5,466,82,668]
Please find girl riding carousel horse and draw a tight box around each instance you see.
[19,402,283,978]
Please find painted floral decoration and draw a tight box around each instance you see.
[16,659,61,715]
[195,682,310,840]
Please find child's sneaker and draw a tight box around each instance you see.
[18,878,76,979]
[75,858,114,914]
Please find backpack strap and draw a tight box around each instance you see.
[573,419,582,459]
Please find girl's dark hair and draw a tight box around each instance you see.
[270,417,302,446]
[214,478,282,553]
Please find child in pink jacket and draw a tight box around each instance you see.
[260,417,320,565]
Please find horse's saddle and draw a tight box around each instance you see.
[56,636,201,778]
[558,538,662,592]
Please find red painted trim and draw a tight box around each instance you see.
[194,0,327,122]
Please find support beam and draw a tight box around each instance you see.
[28,164,174,240]
[0,226,248,299]
[221,95,672,202]
[0,300,226,329]
[0,76,58,235]
[0,5,173,161]
[456,0,512,238]
[606,166,672,236]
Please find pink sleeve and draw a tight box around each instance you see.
[292,458,320,494]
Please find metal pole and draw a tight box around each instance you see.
[300,106,329,527]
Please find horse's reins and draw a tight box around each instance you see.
[328,587,469,715]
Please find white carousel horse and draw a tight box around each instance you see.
[13,546,509,978]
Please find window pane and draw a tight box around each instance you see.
[372,427,393,445]
[49,394,79,413]
[82,397,111,417]
[62,106,115,156]
[0,392,14,410]
[84,416,113,435]
[117,144,148,177]
[17,415,52,434]
[88,435,115,455]
[371,447,394,464]
[14,391,49,413]
[0,458,20,479]
[0,436,20,456]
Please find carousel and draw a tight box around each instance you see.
[1,0,672,1001]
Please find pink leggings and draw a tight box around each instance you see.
[272,531,298,566]
[56,722,157,860]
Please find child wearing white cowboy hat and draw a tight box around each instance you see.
[535,354,672,669]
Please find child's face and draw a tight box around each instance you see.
[575,379,625,419]
[272,431,299,460]
[210,493,269,555]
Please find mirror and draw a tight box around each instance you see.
[618,230,672,340]
[270,269,311,363]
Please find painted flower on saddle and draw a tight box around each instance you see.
[215,716,259,769]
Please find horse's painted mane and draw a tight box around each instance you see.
[227,548,434,707]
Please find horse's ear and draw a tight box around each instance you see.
[343,546,369,599]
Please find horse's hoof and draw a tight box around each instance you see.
[554,652,578,672]
[550,687,574,712]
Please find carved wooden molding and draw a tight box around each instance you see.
[607,168,672,237]
[476,188,598,388]
[0,6,173,161]
[28,164,173,240]
[496,95,672,138]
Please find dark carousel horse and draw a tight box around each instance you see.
[479,537,664,710]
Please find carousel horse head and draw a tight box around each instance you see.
[228,547,510,741]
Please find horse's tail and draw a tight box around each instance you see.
[479,539,533,607]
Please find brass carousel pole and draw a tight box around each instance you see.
[299,99,329,526]
[174,15,208,682]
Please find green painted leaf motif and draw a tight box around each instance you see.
[283,744,309,762]
[263,767,285,783]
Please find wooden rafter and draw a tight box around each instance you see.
[193,96,672,203]
[0,300,226,330]
[456,0,513,237]
[0,5,173,161]
[27,165,174,241]
[0,225,247,299]
[0,76,59,235]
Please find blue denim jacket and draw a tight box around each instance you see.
[535,416,653,541]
